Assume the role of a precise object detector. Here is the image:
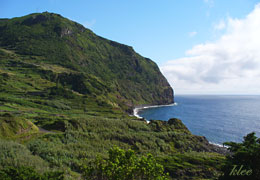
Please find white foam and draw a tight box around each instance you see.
[209,141,228,148]
[132,102,178,121]
[133,107,143,119]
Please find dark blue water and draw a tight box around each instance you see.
[138,95,260,144]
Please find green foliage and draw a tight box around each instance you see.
[20,116,225,179]
[0,166,64,180]
[159,152,225,180]
[82,146,168,180]
[0,139,48,171]
[0,12,173,112]
[219,132,260,180]
[0,12,227,180]
[0,113,39,138]
[48,85,76,99]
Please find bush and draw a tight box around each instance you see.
[219,132,260,180]
[82,146,169,180]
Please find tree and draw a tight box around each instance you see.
[82,146,169,180]
[219,132,260,180]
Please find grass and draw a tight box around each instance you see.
[0,12,226,180]
[0,112,226,179]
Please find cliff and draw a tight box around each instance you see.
[0,12,173,113]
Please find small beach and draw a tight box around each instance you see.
[133,103,177,119]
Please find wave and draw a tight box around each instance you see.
[133,107,143,119]
[209,141,228,148]
[133,102,178,120]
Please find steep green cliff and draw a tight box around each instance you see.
[0,12,173,113]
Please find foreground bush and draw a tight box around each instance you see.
[82,146,169,180]
[219,132,260,180]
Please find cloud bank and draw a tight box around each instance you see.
[160,3,260,94]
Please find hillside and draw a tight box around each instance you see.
[0,12,226,180]
[0,12,173,114]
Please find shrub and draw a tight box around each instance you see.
[82,146,169,180]
[219,132,260,180]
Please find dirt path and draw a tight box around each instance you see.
[38,127,56,134]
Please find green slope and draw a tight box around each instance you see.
[0,12,173,113]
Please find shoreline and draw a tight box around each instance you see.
[209,141,228,148]
[133,102,178,120]
[132,103,228,153]
[209,141,229,154]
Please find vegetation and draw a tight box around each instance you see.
[82,146,168,180]
[0,166,64,180]
[0,113,226,179]
[219,132,260,180]
[159,152,225,179]
[0,12,173,113]
[0,12,231,180]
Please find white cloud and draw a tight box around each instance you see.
[214,20,226,30]
[189,31,197,37]
[160,3,260,95]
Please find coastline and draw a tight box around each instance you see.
[133,102,178,120]
[208,142,229,154]
[209,141,228,148]
[132,103,228,154]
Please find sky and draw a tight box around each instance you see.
[1,0,260,94]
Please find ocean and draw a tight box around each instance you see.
[137,95,260,145]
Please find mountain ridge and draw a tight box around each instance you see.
[0,12,174,113]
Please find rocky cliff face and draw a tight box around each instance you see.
[0,12,174,112]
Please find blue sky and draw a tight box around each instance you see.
[1,0,260,94]
[1,0,258,65]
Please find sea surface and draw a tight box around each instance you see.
[138,95,260,145]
